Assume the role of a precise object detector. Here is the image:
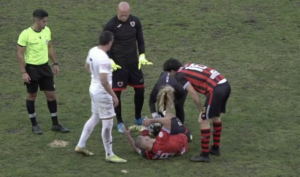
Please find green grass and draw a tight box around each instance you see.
[1,0,300,176]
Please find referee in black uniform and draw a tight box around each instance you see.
[103,2,153,133]
[149,71,188,124]
[17,9,69,134]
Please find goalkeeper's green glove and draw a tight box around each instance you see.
[138,53,153,70]
[110,59,122,71]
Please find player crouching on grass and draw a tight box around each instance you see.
[122,85,191,160]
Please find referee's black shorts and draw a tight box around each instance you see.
[24,63,55,93]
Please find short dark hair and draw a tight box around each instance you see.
[163,58,182,71]
[33,9,48,19]
[99,31,114,45]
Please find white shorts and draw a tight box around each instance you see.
[90,91,116,119]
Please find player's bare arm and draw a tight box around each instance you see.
[100,73,116,97]
[143,116,172,131]
[185,81,204,124]
[84,63,91,74]
[48,41,59,75]
[17,45,26,73]
[122,125,142,155]
[186,84,202,112]
[17,45,31,83]
[100,73,119,107]
[48,41,57,64]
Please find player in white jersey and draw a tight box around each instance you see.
[75,31,127,163]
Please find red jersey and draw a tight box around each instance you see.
[141,128,188,160]
[175,63,226,94]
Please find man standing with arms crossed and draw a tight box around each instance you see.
[103,2,153,134]
[17,9,69,134]
[75,31,127,163]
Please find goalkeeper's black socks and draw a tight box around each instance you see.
[134,87,144,119]
[114,91,123,124]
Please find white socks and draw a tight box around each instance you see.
[101,119,114,157]
[77,114,114,157]
[77,113,100,148]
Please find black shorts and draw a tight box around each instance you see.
[24,63,55,93]
[112,62,144,91]
[169,117,191,142]
[201,81,231,119]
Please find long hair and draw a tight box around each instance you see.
[157,85,175,115]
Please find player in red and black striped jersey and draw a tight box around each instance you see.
[122,85,191,160]
[163,58,231,163]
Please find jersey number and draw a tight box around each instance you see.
[186,63,220,79]
[166,73,170,83]
[159,153,175,159]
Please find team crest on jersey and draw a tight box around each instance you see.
[117,82,123,87]
[130,21,135,27]
[158,132,163,138]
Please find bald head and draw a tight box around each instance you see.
[135,136,153,150]
[118,2,130,10]
[117,1,130,22]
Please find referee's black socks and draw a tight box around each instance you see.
[47,100,59,125]
[26,99,37,126]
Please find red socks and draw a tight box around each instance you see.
[200,129,211,157]
[212,122,222,150]
[200,121,222,156]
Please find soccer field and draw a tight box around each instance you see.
[1,0,300,176]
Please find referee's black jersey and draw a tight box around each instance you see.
[103,15,145,65]
[149,71,187,113]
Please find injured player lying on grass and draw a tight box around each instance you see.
[122,85,192,160]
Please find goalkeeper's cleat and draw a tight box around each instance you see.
[106,154,127,163]
[129,125,143,132]
[75,146,94,156]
